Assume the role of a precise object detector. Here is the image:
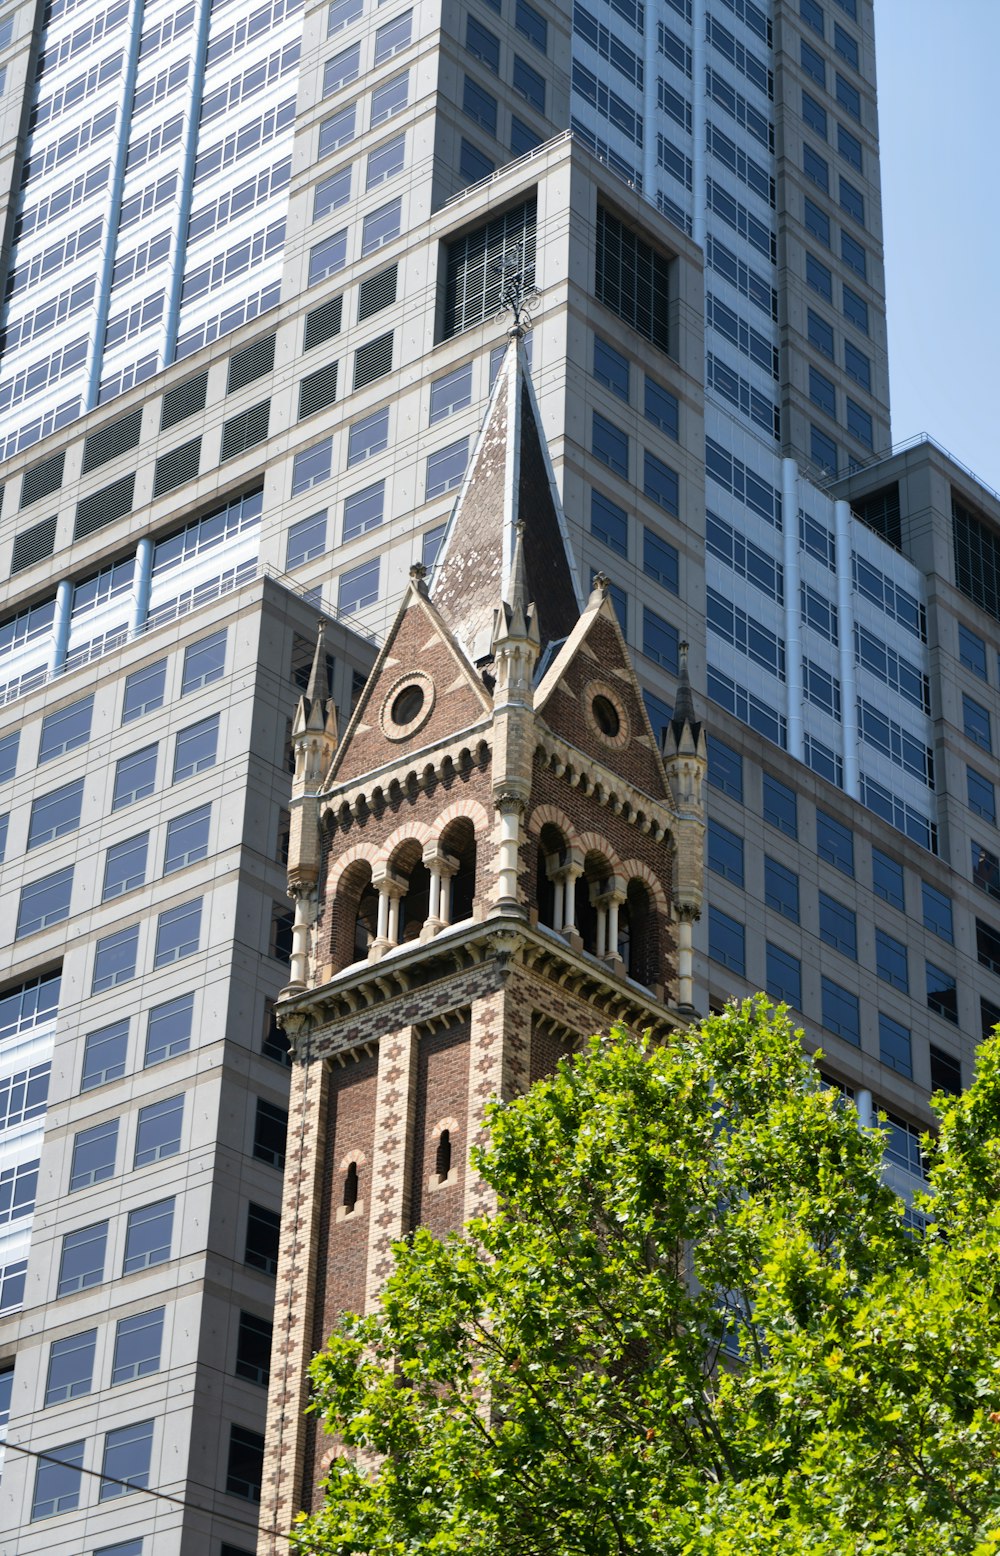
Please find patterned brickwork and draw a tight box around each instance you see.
[409,1017,472,1236]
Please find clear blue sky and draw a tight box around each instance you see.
[876,1,1000,490]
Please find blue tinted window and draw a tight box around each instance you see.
[709,907,745,974]
[591,491,628,556]
[872,847,904,910]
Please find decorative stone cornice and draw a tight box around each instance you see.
[322,735,492,832]
[533,738,674,841]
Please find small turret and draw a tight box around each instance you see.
[661,643,707,1011]
[285,622,339,990]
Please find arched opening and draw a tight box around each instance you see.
[441,817,477,923]
[623,878,656,986]
[435,1129,452,1182]
[398,859,431,941]
[577,849,613,957]
[354,883,378,960]
[343,1161,359,1213]
[333,858,374,970]
[535,822,567,930]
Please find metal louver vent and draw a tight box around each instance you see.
[161,371,208,430]
[357,264,398,322]
[20,452,65,509]
[304,294,343,351]
[11,515,58,575]
[298,363,338,421]
[153,437,202,497]
[74,473,135,540]
[220,401,270,461]
[353,332,393,390]
[82,409,143,474]
[228,334,276,394]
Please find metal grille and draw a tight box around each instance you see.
[11,515,57,574]
[353,332,393,390]
[20,452,65,509]
[153,438,202,497]
[954,496,1000,623]
[444,197,536,338]
[161,372,208,430]
[82,409,143,474]
[304,294,343,351]
[220,402,270,461]
[74,474,135,540]
[595,205,671,353]
[357,264,397,322]
[298,363,338,421]
[852,484,901,550]
[228,334,276,394]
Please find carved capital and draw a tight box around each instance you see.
[495,791,526,816]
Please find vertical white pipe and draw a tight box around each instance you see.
[49,579,72,674]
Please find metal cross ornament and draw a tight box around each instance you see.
[490,242,539,334]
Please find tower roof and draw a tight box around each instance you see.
[429,331,582,664]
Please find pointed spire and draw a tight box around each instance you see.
[430,331,582,664]
[670,642,699,738]
[305,619,329,707]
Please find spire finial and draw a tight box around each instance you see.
[508,519,530,616]
[490,242,538,335]
[672,640,696,729]
[305,620,329,707]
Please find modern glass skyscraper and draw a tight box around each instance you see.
[0,1,997,1550]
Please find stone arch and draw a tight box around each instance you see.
[381,819,437,872]
[617,859,668,990]
[618,858,670,916]
[326,840,381,898]
[526,803,584,853]
[435,797,491,837]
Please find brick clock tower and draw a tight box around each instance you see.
[256,331,708,1553]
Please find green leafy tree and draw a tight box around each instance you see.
[295,999,1000,1555]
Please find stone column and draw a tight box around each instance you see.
[493,792,525,914]
[369,873,405,959]
[676,908,696,1009]
[557,863,583,947]
[421,844,458,938]
[286,889,314,990]
[603,890,626,973]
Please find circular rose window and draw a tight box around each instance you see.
[584,680,630,748]
[380,672,435,740]
[592,694,620,737]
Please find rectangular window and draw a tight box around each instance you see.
[123,1198,174,1273]
[846,397,873,448]
[515,0,547,49]
[968,764,996,824]
[973,840,1000,902]
[100,1419,154,1500]
[643,529,678,592]
[466,15,499,70]
[16,867,73,938]
[45,1329,97,1405]
[103,833,148,900]
[512,55,545,111]
[113,744,157,809]
[173,716,218,781]
[371,70,408,125]
[0,732,18,785]
[510,115,540,155]
[227,1424,265,1502]
[591,491,628,557]
[872,847,904,910]
[921,880,953,942]
[963,693,992,752]
[460,136,495,184]
[836,70,861,118]
[929,1044,961,1096]
[39,695,93,762]
[837,122,862,173]
[31,1440,85,1519]
[122,660,166,723]
[593,336,630,401]
[641,607,679,672]
[339,558,380,614]
[977,918,1000,976]
[343,481,384,542]
[801,90,826,137]
[245,1202,281,1273]
[841,231,867,280]
[430,362,472,423]
[762,773,797,837]
[927,961,958,1024]
[82,1020,129,1090]
[286,511,327,569]
[426,438,469,499]
[236,1311,273,1387]
[253,1098,288,1168]
[347,407,389,466]
[959,623,988,679]
[764,857,799,922]
[839,176,864,224]
[328,0,361,33]
[708,818,744,886]
[180,630,227,697]
[879,1013,911,1078]
[804,197,830,246]
[308,228,348,286]
[57,1221,107,1296]
[644,450,679,515]
[843,283,868,333]
[112,1306,164,1385]
[361,197,401,256]
[707,734,742,801]
[807,308,834,358]
[145,992,194,1066]
[154,899,202,967]
[844,341,870,390]
[800,39,825,86]
[292,438,333,496]
[709,906,745,975]
[367,131,405,189]
[816,810,853,875]
[314,164,351,221]
[809,365,836,417]
[875,927,908,991]
[70,1118,118,1190]
[28,778,85,849]
[834,21,859,68]
[644,378,679,439]
[803,144,828,192]
[92,924,139,992]
[807,252,833,300]
[766,943,801,1008]
[163,804,211,873]
[319,103,355,157]
[821,976,860,1044]
[374,9,411,62]
[134,1095,184,1167]
[984,998,1000,1041]
[323,42,360,95]
[801,0,824,34]
[592,411,628,478]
